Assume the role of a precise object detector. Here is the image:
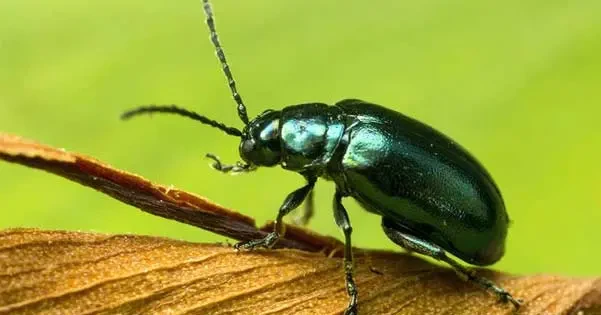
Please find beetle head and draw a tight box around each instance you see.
[239,110,282,167]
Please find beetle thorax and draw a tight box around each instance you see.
[278,103,346,173]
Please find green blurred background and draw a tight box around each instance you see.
[1,0,600,276]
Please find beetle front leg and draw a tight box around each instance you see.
[333,191,358,315]
[381,218,522,309]
[234,177,316,250]
[206,153,255,174]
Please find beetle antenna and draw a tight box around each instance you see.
[121,105,243,137]
[203,0,250,125]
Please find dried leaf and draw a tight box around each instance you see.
[0,133,341,253]
[1,133,601,314]
[0,229,600,315]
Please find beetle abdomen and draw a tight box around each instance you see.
[333,99,509,265]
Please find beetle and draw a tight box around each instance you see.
[122,0,522,313]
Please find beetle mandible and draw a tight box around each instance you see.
[122,0,522,313]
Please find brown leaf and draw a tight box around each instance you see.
[1,133,601,314]
[0,133,342,253]
[0,229,599,315]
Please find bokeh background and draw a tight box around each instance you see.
[1,0,600,276]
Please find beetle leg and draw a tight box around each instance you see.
[234,177,316,250]
[381,218,522,309]
[292,189,314,226]
[333,191,358,315]
[206,153,255,174]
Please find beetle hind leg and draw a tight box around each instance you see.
[381,218,522,309]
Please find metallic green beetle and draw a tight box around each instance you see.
[122,1,522,314]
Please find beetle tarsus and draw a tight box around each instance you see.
[501,292,523,309]
[344,303,357,315]
[453,263,522,310]
[234,232,279,250]
[343,269,358,315]
[468,274,522,309]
